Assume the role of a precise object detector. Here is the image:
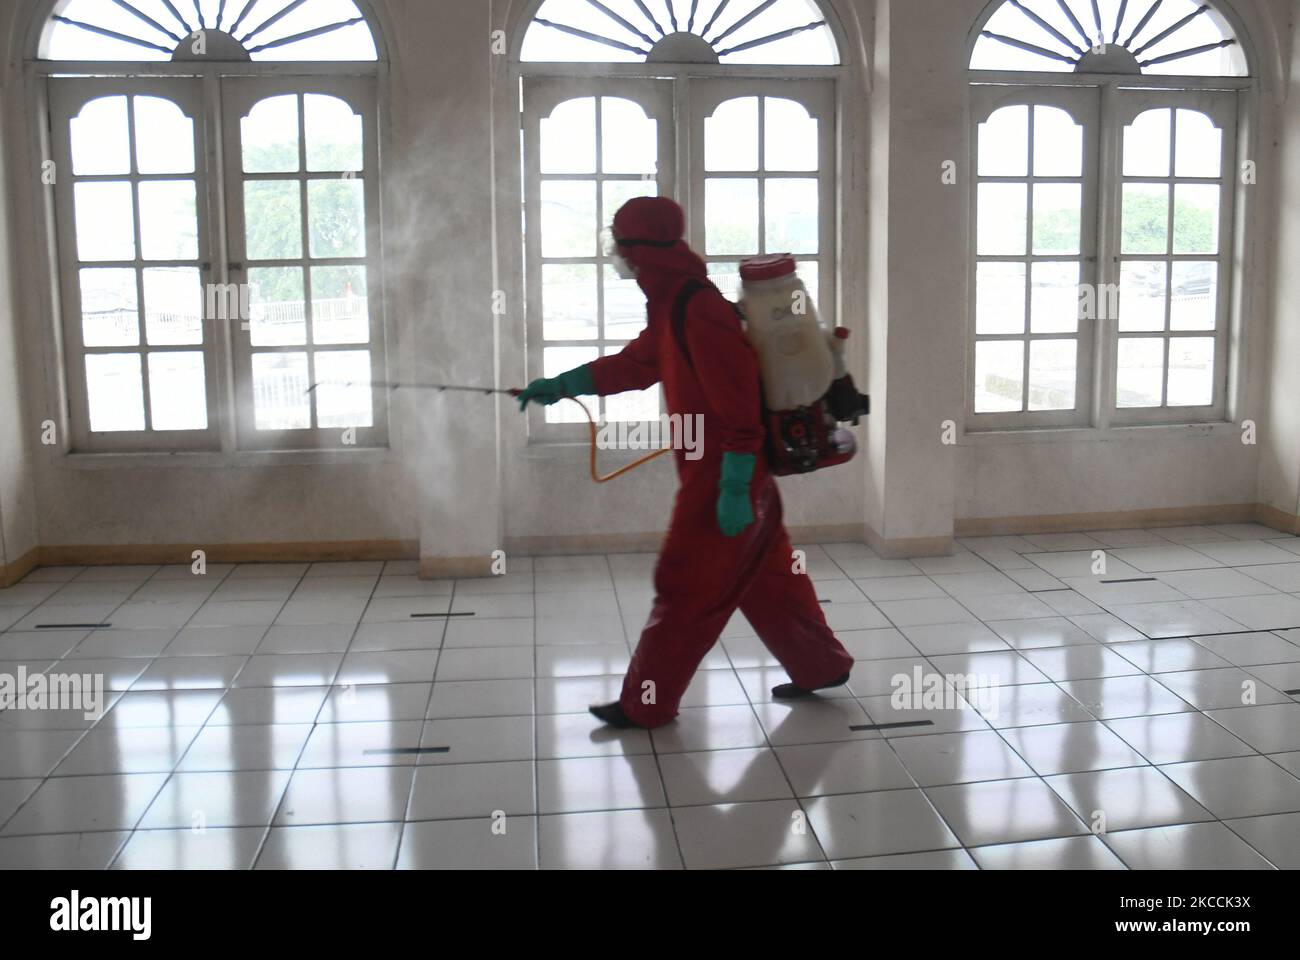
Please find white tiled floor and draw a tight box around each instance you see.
[2,523,1300,870]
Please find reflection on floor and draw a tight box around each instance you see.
[2,523,1300,869]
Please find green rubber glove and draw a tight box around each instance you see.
[717,452,757,538]
[517,365,596,412]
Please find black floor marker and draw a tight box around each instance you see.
[849,720,935,732]
[1284,689,1300,697]
[1100,577,1157,584]
[363,746,451,756]
[35,623,111,629]
[409,612,475,619]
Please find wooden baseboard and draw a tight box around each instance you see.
[864,526,955,559]
[34,540,418,568]
[1255,503,1300,536]
[6,501,1297,586]
[0,547,41,588]
[954,503,1258,538]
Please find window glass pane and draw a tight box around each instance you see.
[765,179,818,254]
[305,94,363,172]
[1170,262,1218,331]
[308,179,366,258]
[978,105,1028,177]
[798,260,820,316]
[706,179,759,256]
[543,346,599,424]
[601,98,656,175]
[974,340,1024,414]
[1124,109,1171,177]
[245,181,303,260]
[80,268,138,347]
[243,95,299,173]
[86,352,145,432]
[1173,184,1220,254]
[1117,338,1165,408]
[311,266,370,344]
[139,180,199,260]
[977,183,1027,256]
[602,180,658,229]
[252,352,311,430]
[1119,261,1168,332]
[1028,339,1077,411]
[1122,184,1169,255]
[1033,106,1082,177]
[543,264,598,340]
[541,98,596,175]
[248,267,307,346]
[1032,183,1081,256]
[143,267,202,345]
[75,182,136,261]
[541,181,597,258]
[764,98,818,172]
[976,262,1026,335]
[1030,261,1080,334]
[314,351,374,428]
[1167,337,1215,406]
[1174,110,1222,178]
[71,96,130,176]
[148,351,207,430]
[134,96,195,174]
[706,98,759,171]
[709,262,742,302]
[603,265,644,341]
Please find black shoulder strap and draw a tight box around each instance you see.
[672,278,741,372]
[670,279,707,371]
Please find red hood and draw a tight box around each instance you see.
[613,196,709,299]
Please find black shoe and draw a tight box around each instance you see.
[771,672,851,700]
[589,701,638,728]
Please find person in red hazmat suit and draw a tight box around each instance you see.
[517,196,853,728]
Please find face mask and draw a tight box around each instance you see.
[611,250,638,280]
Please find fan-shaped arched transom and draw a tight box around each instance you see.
[520,0,839,65]
[41,0,379,61]
[970,0,1248,77]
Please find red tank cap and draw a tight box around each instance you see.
[740,253,797,282]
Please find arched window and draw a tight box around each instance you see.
[36,1,386,453]
[521,0,838,65]
[970,0,1245,76]
[516,1,840,438]
[42,0,378,61]
[967,0,1251,431]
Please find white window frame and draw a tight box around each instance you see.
[968,84,1100,430]
[1107,87,1238,425]
[49,76,222,452]
[967,69,1250,433]
[522,77,677,441]
[30,8,388,458]
[519,70,839,444]
[222,75,387,451]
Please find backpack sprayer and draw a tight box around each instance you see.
[309,254,869,484]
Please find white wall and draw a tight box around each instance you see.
[1258,0,1300,525]
[1,0,1296,572]
[0,76,39,570]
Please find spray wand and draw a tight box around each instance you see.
[306,380,671,483]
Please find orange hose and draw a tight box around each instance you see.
[559,396,673,484]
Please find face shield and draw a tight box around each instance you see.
[603,226,637,280]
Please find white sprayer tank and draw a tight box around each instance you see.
[738,255,836,410]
